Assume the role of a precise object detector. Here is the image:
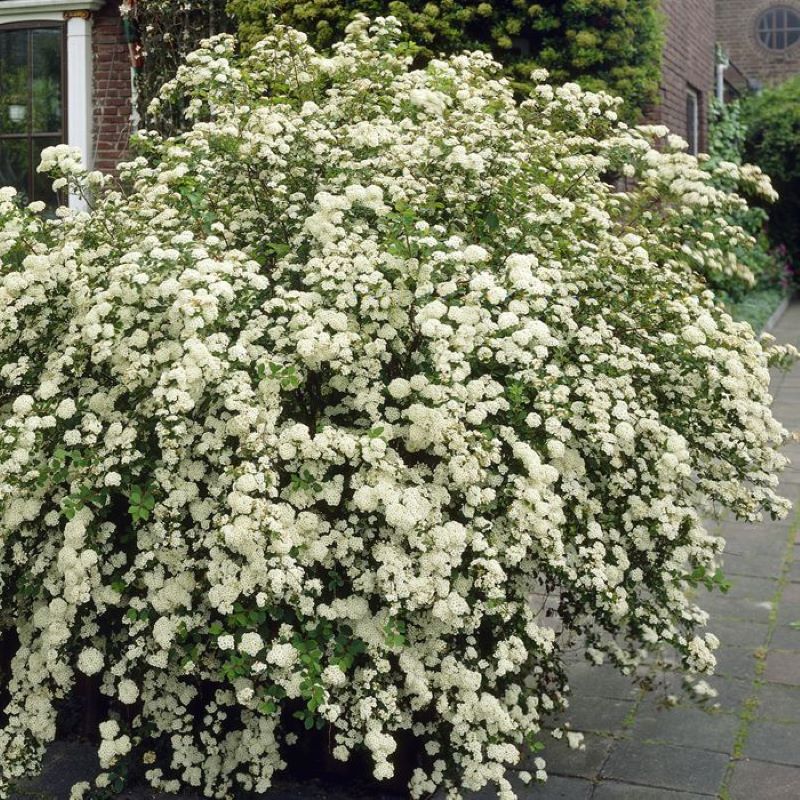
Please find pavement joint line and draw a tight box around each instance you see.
[729,753,800,770]
[586,686,647,798]
[717,490,800,796]
[590,770,719,798]
[635,737,736,755]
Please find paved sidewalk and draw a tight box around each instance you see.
[10,305,800,800]
[517,303,800,800]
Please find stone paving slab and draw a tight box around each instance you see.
[764,649,800,685]
[719,551,786,579]
[705,617,770,647]
[592,784,710,800]
[727,760,800,800]
[10,742,98,800]
[704,675,757,711]
[743,720,800,766]
[524,733,614,780]
[754,683,800,723]
[770,623,800,649]
[557,697,637,736]
[600,742,730,795]
[628,704,739,753]
[504,776,594,800]
[565,663,640,702]
[713,645,761,680]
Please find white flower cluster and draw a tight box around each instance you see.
[0,15,794,800]
[36,144,106,196]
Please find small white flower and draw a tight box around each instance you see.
[118,679,139,705]
[77,647,104,676]
[104,471,122,487]
[566,731,585,750]
[238,632,263,656]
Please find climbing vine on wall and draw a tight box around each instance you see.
[121,0,232,134]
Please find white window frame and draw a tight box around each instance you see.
[0,0,104,208]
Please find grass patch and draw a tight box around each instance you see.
[726,287,786,332]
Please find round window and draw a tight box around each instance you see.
[757,6,800,50]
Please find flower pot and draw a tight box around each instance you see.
[8,105,26,124]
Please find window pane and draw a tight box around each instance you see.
[0,138,30,202]
[758,7,800,49]
[0,30,29,135]
[31,29,62,134]
[32,136,61,205]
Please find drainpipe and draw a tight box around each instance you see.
[716,44,729,105]
[122,0,143,132]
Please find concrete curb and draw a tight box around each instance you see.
[762,294,792,334]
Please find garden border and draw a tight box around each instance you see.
[762,293,793,333]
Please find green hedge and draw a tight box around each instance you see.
[126,2,664,127]
[743,76,800,261]
[706,99,792,300]
[122,2,665,130]
[227,0,663,120]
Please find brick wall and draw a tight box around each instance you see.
[649,1,716,152]
[92,1,132,173]
[717,0,800,87]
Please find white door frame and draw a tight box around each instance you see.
[0,0,105,209]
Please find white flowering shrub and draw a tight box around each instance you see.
[0,17,795,800]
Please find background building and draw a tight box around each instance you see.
[0,0,131,207]
[717,0,800,89]
[651,1,717,154]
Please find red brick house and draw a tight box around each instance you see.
[650,1,800,154]
[650,1,717,155]
[0,0,132,208]
[716,0,800,90]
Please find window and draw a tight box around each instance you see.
[0,25,65,206]
[686,87,700,156]
[757,6,800,51]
